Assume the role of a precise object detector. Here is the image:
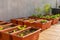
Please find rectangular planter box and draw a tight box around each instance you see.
[10,18,28,25]
[0,21,6,25]
[10,18,19,24]
[0,24,17,40]
[23,19,36,27]
[11,27,41,40]
[29,16,43,20]
[0,27,17,40]
[49,18,59,25]
[1,26,30,40]
[33,20,52,30]
[46,20,52,29]
[41,18,59,25]
[17,18,30,25]
[16,19,24,25]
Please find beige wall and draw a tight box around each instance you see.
[0,0,59,21]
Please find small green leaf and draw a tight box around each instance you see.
[17,25,22,30]
[13,30,16,32]
[0,27,3,30]
[32,14,36,17]
[40,20,47,23]
[20,33,24,37]
[24,25,26,28]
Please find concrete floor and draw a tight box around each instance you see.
[39,22,60,40]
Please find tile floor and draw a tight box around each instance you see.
[39,22,60,40]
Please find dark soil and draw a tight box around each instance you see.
[18,28,37,37]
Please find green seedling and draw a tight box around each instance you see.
[13,30,16,32]
[17,25,22,30]
[19,33,24,37]
[32,14,37,17]
[24,25,26,28]
[40,20,47,23]
[35,7,41,14]
[50,15,58,19]
[0,27,3,30]
[44,4,51,15]
[55,14,60,17]
[45,15,51,18]
[17,25,27,30]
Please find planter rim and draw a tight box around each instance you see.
[0,22,6,24]
[50,18,58,19]
[34,20,51,24]
[23,20,36,23]
[11,27,31,34]
[1,25,30,34]
[0,26,17,32]
[22,28,41,38]
[0,25,19,32]
[0,22,10,25]
[2,23,13,26]
[0,23,15,28]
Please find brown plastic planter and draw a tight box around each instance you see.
[0,23,16,30]
[46,20,52,29]
[29,16,42,20]
[29,16,37,19]
[17,18,31,25]
[10,18,18,24]
[49,18,59,25]
[0,21,4,24]
[0,23,17,40]
[11,27,41,40]
[0,21,7,25]
[23,19,36,27]
[11,18,28,25]
[33,20,52,30]
[1,26,30,40]
[16,19,25,25]
[58,17,60,21]
[40,18,59,25]
[0,27,17,40]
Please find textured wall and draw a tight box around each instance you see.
[0,0,59,21]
